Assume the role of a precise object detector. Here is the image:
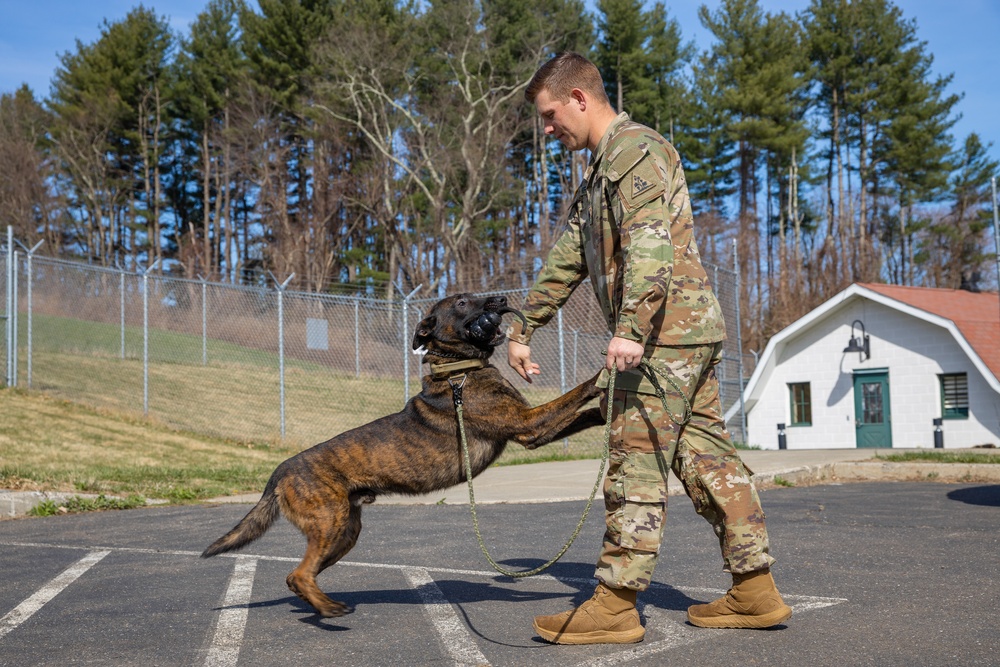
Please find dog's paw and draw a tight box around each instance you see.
[584,381,605,400]
[318,601,354,618]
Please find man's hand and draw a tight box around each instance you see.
[508,340,540,383]
[606,336,644,372]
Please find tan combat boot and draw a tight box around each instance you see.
[687,568,792,629]
[533,583,646,645]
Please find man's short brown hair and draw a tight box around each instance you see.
[525,52,611,106]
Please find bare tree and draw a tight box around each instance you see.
[313,1,559,294]
[0,88,60,252]
[49,96,129,265]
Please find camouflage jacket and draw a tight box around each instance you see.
[511,113,726,353]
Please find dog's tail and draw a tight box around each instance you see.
[201,486,281,558]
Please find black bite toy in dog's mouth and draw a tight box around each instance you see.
[468,311,502,343]
[467,307,527,346]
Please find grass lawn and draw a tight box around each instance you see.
[876,450,1000,464]
[0,389,298,501]
[19,311,607,453]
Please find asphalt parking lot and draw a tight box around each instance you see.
[1,481,998,666]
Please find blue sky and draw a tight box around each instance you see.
[1,0,998,170]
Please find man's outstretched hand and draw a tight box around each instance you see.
[507,340,540,382]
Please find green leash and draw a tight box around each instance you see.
[451,367,614,578]
[634,357,693,427]
[452,355,690,579]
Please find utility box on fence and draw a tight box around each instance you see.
[306,318,329,351]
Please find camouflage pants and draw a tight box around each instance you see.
[594,342,775,591]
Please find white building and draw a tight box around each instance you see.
[736,283,1000,450]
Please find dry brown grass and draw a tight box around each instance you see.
[0,389,299,500]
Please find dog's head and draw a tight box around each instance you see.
[412,293,527,359]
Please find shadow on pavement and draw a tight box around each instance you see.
[946,485,1000,507]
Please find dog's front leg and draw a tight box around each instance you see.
[511,374,603,449]
[517,406,605,449]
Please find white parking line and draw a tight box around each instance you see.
[204,556,258,667]
[403,567,491,667]
[0,550,110,640]
[0,541,848,667]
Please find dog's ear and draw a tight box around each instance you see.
[412,315,436,350]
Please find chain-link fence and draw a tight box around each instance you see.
[2,232,747,459]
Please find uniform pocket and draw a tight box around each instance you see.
[619,462,668,553]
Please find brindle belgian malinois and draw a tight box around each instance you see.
[202,293,604,618]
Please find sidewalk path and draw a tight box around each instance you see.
[204,447,1000,506]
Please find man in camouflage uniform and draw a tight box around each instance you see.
[508,52,792,645]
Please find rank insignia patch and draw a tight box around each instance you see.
[632,173,654,197]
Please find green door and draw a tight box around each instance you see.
[853,370,892,448]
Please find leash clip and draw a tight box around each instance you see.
[448,373,468,405]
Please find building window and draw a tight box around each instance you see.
[788,382,812,426]
[939,373,969,419]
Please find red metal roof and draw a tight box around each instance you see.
[859,283,1000,381]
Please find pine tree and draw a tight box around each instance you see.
[681,61,737,266]
[594,0,644,114]
[919,133,998,290]
[240,0,343,288]
[629,2,691,141]
[485,0,593,280]
[805,0,960,288]
[867,4,959,285]
[173,0,250,281]
[698,0,810,349]
[48,6,175,266]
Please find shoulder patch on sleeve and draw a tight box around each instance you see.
[618,157,665,212]
[605,145,647,183]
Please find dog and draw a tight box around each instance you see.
[202,293,605,617]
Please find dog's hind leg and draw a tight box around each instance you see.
[285,499,356,618]
[318,504,362,574]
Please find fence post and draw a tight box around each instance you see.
[401,285,422,405]
[10,249,17,386]
[271,273,295,439]
[733,239,748,444]
[354,299,360,379]
[572,329,579,386]
[4,226,13,387]
[198,275,208,366]
[18,240,43,388]
[554,309,570,452]
[557,309,566,394]
[118,265,125,359]
[143,267,148,414]
[140,259,161,416]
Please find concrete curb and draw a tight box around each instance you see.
[0,491,166,519]
[752,462,1000,489]
[0,491,97,518]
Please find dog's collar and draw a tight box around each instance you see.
[429,358,487,380]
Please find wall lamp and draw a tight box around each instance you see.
[843,319,870,360]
